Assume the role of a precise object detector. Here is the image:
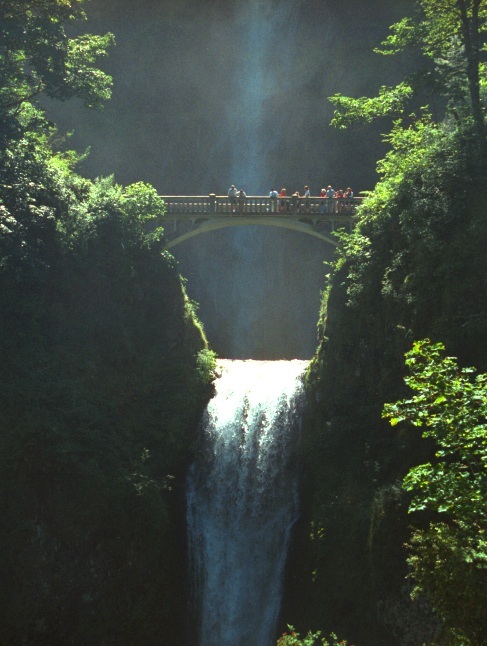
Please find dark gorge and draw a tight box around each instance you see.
[49,0,413,361]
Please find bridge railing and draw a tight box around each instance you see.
[159,195,364,217]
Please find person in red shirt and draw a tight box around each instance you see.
[279,188,289,212]
[320,187,326,214]
[335,188,344,213]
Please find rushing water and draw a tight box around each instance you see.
[187,359,307,646]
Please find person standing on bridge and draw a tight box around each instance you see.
[237,188,247,213]
[292,191,301,214]
[345,187,354,213]
[319,187,326,214]
[228,184,238,213]
[279,188,289,213]
[304,185,311,213]
[326,185,335,213]
[269,188,278,213]
[335,188,344,213]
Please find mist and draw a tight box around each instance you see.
[47,0,414,358]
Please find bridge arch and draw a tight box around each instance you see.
[159,195,361,250]
[164,216,339,249]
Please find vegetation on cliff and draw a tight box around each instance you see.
[277,626,351,646]
[384,340,487,644]
[285,1,487,644]
[0,2,215,643]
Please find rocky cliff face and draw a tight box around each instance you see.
[0,192,214,643]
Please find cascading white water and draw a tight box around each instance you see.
[187,359,307,646]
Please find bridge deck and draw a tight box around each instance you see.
[160,194,362,217]
[158,195,364,249]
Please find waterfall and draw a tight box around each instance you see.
[187,359,307,646]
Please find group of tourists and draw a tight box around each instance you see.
[273,186,355,214]
[227,185,247,213]
[227,184,355,214]
[319,185,355,213]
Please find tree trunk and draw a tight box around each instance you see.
[456,0,485,136]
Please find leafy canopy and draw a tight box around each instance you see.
[277,626,351,646]
[330,0,487,135]
[0,3,213,641]
[0,0,114,117]
[383,340,487,643]
[384,339,486,525]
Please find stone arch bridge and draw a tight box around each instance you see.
[159,195,363,249]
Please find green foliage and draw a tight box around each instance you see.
[121,180,166,223]
[383,340,487,643]
[376,0,487,63]
[331,116,487,357]
[0,129,212,640]
[63,33,115,107]
[329,83,414,129]
[375,116,439,189]
[196,348,218,382]
[0,1,213,643]
[0,0,114,116]
[277,626,350,646]
[385,340,486,523]
[373,17,421,56]
[329,0,487,135]
[302,24,487,641]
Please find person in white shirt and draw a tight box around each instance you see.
[237,189,247,213]
[228,184,238,213]
[304,185,311,213]
[269,188,279,213]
